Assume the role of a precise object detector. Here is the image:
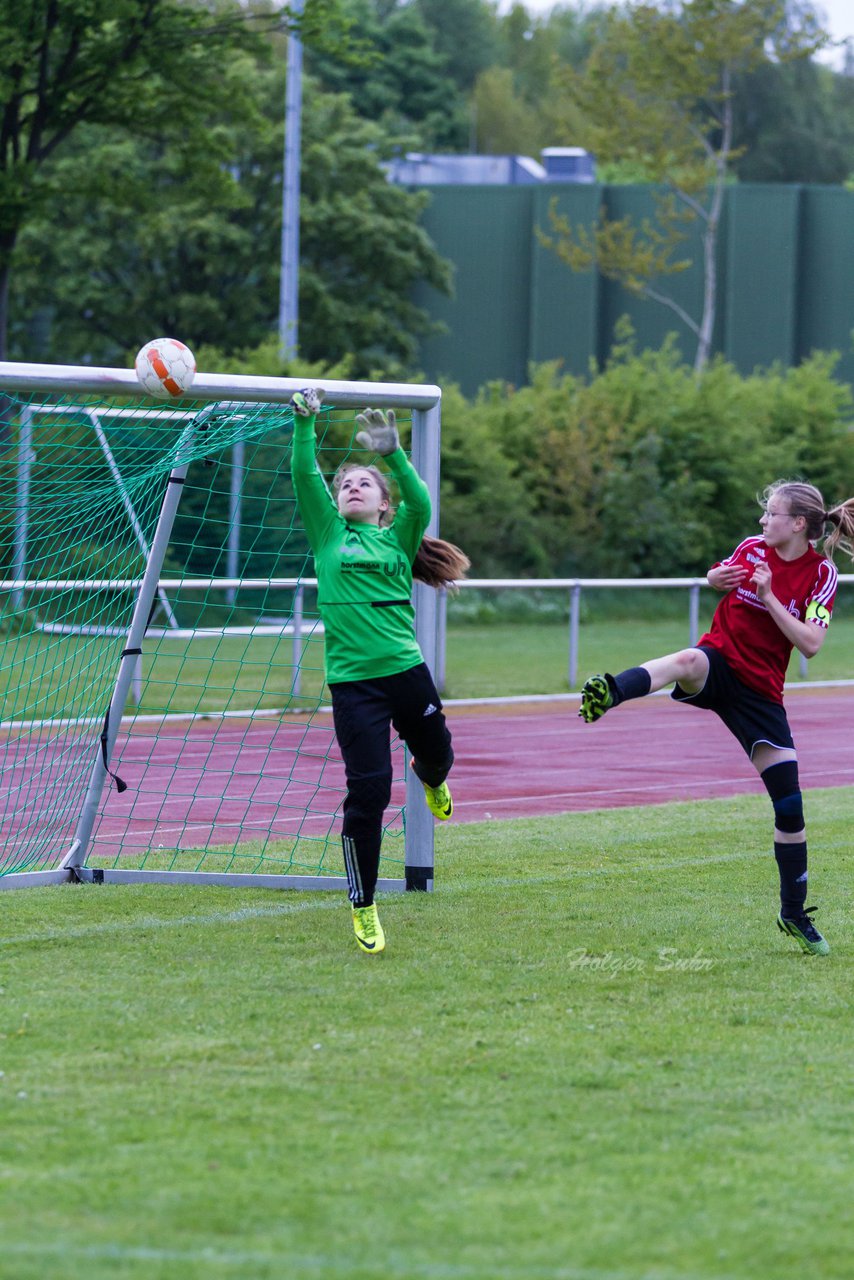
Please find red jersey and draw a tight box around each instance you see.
[700,535,837,703]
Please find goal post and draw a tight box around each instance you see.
[0,360,443,894]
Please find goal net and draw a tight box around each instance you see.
[0,363,441,893]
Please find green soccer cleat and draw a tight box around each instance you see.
[776,906,830,956]
[352,903,385,954]
[579,673,616,723]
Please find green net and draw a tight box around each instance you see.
[0,390,412,880]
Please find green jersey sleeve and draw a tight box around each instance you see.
[385,448,432,559]
[290,413,338,550]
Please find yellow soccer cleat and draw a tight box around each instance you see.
[422,779,453,821]
[409,757,453,820]
[352,903,386,954]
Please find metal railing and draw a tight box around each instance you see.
[436,576,854,691]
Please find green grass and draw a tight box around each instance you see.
[5,615,854,718]
[442,615,854,699]
[2,788,853,1279]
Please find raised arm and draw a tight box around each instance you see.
[289,388,338,548]
[355,408,431,556]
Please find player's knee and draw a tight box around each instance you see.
[346,771,392,821]
[761,759,804,833]
[681,648,707,682]
[411,742,454,787]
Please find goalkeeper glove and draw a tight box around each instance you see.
[355,407,400,456]
[289,387,324,416]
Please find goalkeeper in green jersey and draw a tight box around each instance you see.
[289,388,469,955]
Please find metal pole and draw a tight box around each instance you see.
[13,405,34,611]
[278,3,304,361]
[569,583,581,687]
[226,439,245,605]
[436,588,447,693]
[60,461,191,870]
[291,582,303,697]
[689,583,700,646]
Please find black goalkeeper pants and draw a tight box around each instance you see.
[330,663,454,906]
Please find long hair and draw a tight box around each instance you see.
[333,463,470,589]
[762,479,854,562]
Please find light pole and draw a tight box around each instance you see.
[278,1,304,362]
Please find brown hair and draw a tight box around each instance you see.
[761,479,854,562]
[332,463,470,589]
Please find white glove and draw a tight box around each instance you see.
[289,387,324,416]
[355,407,399,456]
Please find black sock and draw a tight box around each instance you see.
[774,840,808,918]
[342,832,380,909]
[610,666,652,706]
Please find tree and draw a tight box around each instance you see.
[9,69,452,375]
[308,0,471,150]
[0,0,351,360]
[732,57,854,183]
[540,0,826,372]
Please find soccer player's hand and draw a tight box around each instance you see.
[707,563,747,593]
[289,387,324,417]
[750,561,772,601]
[355,408,400,456]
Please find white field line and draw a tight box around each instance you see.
[0,1240,724,1280]
[0,896,342,948]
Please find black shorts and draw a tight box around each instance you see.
[671,645,795,759]
[330,662,453,788]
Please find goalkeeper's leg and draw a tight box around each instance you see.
[332,681,395,953]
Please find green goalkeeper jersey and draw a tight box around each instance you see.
[291,414,431,684]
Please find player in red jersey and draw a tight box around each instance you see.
[579,480,854,956]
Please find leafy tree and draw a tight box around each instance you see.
[540,0,826,372]
[9,68,452,375]
[308,0,471,149]
[471,67,542,155]
[0,0,354,360]
[732,57,854,183]
[412,0,501,94]
[298,85,452,370]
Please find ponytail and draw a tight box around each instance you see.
[413,534,470,591]
[823,498,854,563]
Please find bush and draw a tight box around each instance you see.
[438,331,854,578]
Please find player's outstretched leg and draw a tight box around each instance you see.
[777,906,830,956]
[352,903,386,954]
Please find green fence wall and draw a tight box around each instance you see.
[413,183,854,396]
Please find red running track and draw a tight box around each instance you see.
[81,686,854,859]
[445,686,854,822]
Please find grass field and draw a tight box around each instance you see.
[5,614,854,718]
[2,788,853,1280]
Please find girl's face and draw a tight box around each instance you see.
[760,496,806,549]
[337,468,389,525]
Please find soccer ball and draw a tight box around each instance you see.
[134,338,196,399]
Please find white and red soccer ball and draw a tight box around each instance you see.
[134,338,196,399]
